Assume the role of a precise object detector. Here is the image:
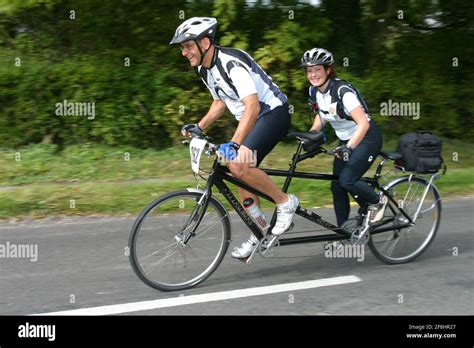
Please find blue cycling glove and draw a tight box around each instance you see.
[217,141,240,161]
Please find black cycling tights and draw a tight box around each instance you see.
[331,121,383,227]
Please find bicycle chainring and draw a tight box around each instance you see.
[339,217,362,244]
[350,225,370,245]
[258,235,280,257]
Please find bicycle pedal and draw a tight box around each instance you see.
[235,256,250,263]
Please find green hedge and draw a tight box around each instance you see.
[0,0,473,149]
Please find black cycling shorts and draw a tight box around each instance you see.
[241,103,291,166]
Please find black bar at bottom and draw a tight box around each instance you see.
[0,315,471,345]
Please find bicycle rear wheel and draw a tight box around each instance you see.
[129,190,231,291]
[369,176,441,264]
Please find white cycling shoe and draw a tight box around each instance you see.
[368,194,388,225]
[231,234,259,259]
[271,194,299,236]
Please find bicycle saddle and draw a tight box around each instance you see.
[287,130,324,142]
[379,150,402,160]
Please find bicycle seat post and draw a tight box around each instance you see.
[268,142,304,230]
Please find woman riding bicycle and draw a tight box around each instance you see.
[301,47,387,227]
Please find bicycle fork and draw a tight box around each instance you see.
[177,189,211,245]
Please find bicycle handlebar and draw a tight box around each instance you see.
[325,148,338,156]
[182,132,218,156]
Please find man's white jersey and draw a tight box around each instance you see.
[196,46,288,121]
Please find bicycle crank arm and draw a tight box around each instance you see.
[351,224,370,245]
[234,243,260,265]
[245,243,260,264]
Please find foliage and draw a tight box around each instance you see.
[0,0,473,150]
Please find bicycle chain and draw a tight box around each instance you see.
[258,233,349,260]
[258,219,361,259]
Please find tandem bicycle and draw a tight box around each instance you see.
[129,130,442,291]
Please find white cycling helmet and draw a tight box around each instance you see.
[169,17,218,45]
[300,47,334,67]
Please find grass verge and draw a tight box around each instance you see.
[0,138,472,219]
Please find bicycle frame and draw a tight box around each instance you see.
[196,140,415,246]
[129,136,443,292]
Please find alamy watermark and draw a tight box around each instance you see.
[380,99,420,120]
[324,242,365,262]
[217,149,258,167]
[0,241,38,262]
[55,99,95,120]
[18,322,55,341]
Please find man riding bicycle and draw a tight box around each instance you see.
[170,17,299,259]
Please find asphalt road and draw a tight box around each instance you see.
[0,197,472,316]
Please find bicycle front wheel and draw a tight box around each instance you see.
[129,190,231,291]
[369,176,441,264]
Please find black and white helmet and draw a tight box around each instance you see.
[169,17,218,45]
[300,47,334,67]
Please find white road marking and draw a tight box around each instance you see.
[33,275,361,316]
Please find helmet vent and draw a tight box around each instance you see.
[170,17,218,45]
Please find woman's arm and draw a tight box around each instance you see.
[310,113,325,132]
[346,105,370,149]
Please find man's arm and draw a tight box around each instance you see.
[231,93,260,145]
[198,99,227,130]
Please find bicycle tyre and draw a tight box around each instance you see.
[129,190,231,291]
[369,176,441,264]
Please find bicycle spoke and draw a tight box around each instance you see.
[143,246,181,274]
[140,241,179,261]
[382,233,401,257]
[186,213,227,241]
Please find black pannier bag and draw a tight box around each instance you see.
[395,131,445,174]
